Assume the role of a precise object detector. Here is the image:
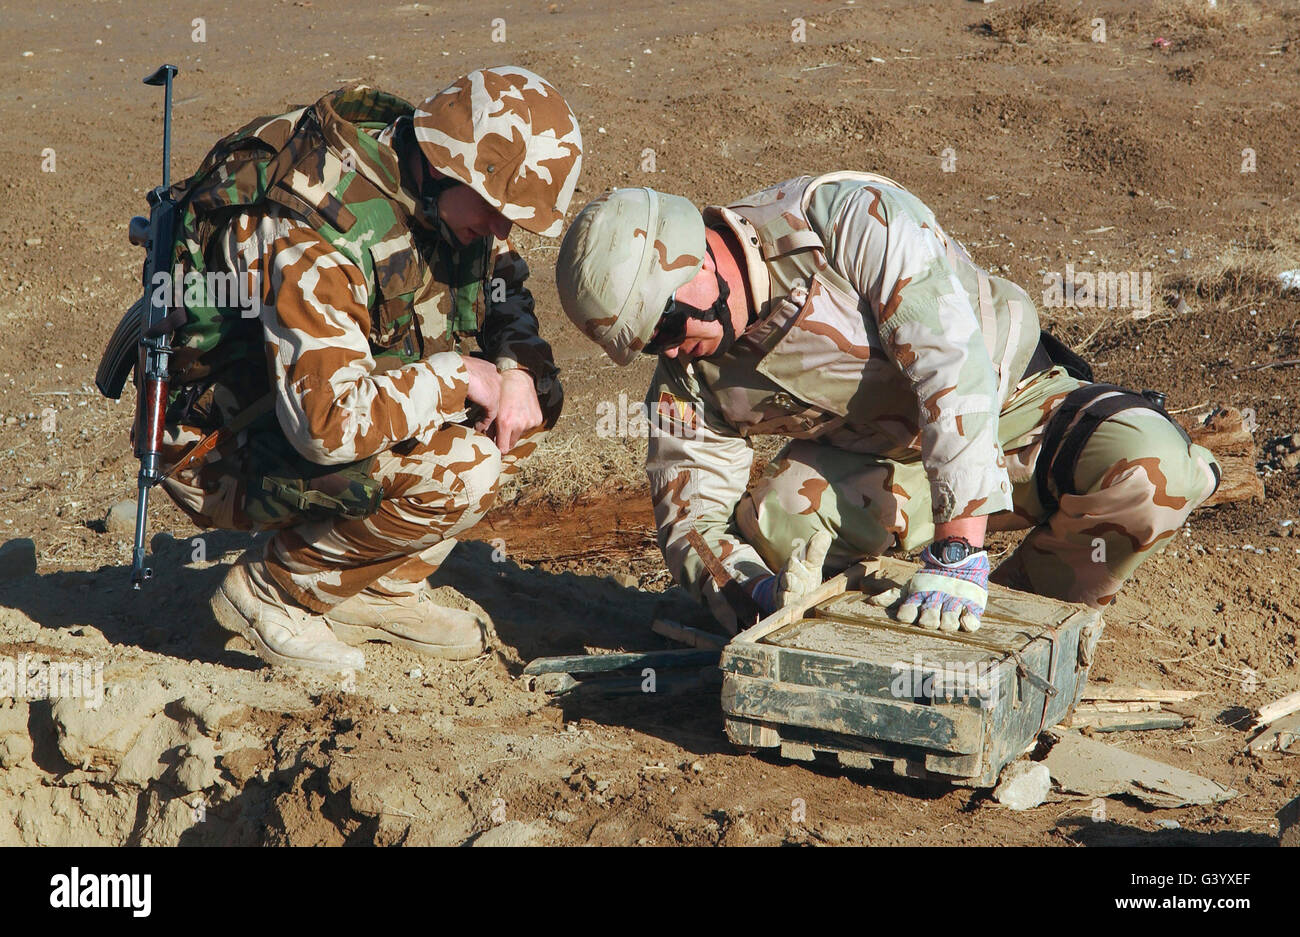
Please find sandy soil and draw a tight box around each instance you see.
[0,0,1297,845]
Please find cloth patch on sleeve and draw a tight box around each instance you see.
[657,391,698,432]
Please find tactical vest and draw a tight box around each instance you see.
[159,88,491,523]
[166,87,489,392]
[694,171,1040,453]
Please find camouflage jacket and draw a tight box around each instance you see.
[646,171,1040,603]
[166,87,559,466]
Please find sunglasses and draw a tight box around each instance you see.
[642,245,732,357]
[642,295,690,356]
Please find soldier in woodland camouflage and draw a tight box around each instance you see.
[149,67,582,671]
[557,175,1220,634]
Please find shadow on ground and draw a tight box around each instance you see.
[1057,816,1276,846]
[0,529,262,670]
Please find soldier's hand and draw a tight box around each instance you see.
[494,369,543,453]
[869,544,989,632]
[749,531,833,615]
[463,355,502,432]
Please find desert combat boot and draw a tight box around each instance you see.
[324,587,487,661]
[210,552,365,673]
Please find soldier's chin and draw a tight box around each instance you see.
[698,335,736,360]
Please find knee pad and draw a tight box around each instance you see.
[1034,383,1219,513]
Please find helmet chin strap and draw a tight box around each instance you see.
[669,243,738,357]
[397,116,468,249]
[418,172,467,249]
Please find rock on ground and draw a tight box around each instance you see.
[471,820,549,847]
[1280,795,1300,847]
[104,500,138,537]
[994,761,1051,811]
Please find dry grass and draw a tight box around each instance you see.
[1164,211,1300,302]
[979,0,1086,43]
[1151,0,1259,33]
[497,431,646,505]
[498,429,790,506]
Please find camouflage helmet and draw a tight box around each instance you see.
[556,188,705,366]
[412,66,582,238]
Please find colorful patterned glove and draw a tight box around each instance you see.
[749,531,833,616]
[869,543,989,632]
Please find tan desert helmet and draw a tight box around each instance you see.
[556,188,706,366]
[412,66,582,237]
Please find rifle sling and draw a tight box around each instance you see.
[160,392,276,482]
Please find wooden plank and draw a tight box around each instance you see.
[723,717,780,748]
[1256,690,1300,727]
[730,560,876,646]
[1247,711,1300,754]
[1064,711,1185,732]
[1176,407,1264,506]
[776,645,903,697]
[550,667,720,699]
[1082,685,1202,703]
[523,648,719,675]
[721,672,985,755]
[837,751,877,770]
[651,618,727,651]
[1075,701,1162,714]
[718,643,777,679]
[924,750,984,778]
[780,741,816,762]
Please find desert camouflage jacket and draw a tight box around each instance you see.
[646,171,1041,604]
[168,87,558,467]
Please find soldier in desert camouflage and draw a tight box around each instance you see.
[149,67,581,671]
[557,173,1221,634]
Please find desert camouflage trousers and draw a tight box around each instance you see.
[159,380,562,613]
[734,367,1220,608]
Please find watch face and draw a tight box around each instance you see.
[937,539,968,564]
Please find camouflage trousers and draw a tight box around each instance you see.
[159,383,561,613]
[734,367,1220,608]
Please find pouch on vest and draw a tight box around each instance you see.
[1037,330,1094,382]
[242,429,382,526]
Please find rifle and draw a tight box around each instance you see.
[94,64,181,589]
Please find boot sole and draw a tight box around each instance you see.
[326,619,486,661]
[210,584,364,674]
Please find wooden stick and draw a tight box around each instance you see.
[1075,701,1163,714]
[1233,357,1300,373]
[523,648,719,676]
[1065,711,1185,732]
[1246,711,1300,754]
[651,618,728,651]
[730,560,878,646]
[1256,690,1300,727]
[1082,685,1202,703]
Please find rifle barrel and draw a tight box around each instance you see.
[131,477,152,588]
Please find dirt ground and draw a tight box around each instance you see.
[0,0,1297,846]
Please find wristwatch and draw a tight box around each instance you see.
[930,536,980,565]
[496,358,555,397]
